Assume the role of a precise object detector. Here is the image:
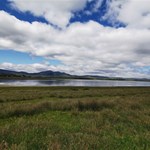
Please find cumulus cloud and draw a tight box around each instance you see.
[8,0,89,28]
[104,0,150,29]
[0,62,58,73]
[0,0,150,78]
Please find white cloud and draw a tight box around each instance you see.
[0,7,150,78]
[8,0,88,28]
[0,62,57,73]
[104,0,150,29]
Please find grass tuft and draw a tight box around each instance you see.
[77,100,114,111]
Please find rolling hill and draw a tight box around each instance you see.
[0,69,149,81]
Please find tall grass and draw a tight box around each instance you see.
[0,100,116,118]
[0,87,150,149]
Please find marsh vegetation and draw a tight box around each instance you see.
[0,87,150,149]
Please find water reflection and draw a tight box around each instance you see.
[0,79,150,87]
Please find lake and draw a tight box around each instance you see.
[0,79,150,87]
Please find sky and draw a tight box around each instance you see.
[0,0,150,78]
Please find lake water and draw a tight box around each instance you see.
[0,79,150,87]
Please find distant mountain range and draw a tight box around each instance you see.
[0,69,149,81]
[0,69,70,78]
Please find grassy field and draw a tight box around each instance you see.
[0,86,150,150]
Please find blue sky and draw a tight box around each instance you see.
[0,50,61,65]
[0,50,44,64]
[0,0,150,78]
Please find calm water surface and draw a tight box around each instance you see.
[0,79,150,87]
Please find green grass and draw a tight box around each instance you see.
[0,86,150,150]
